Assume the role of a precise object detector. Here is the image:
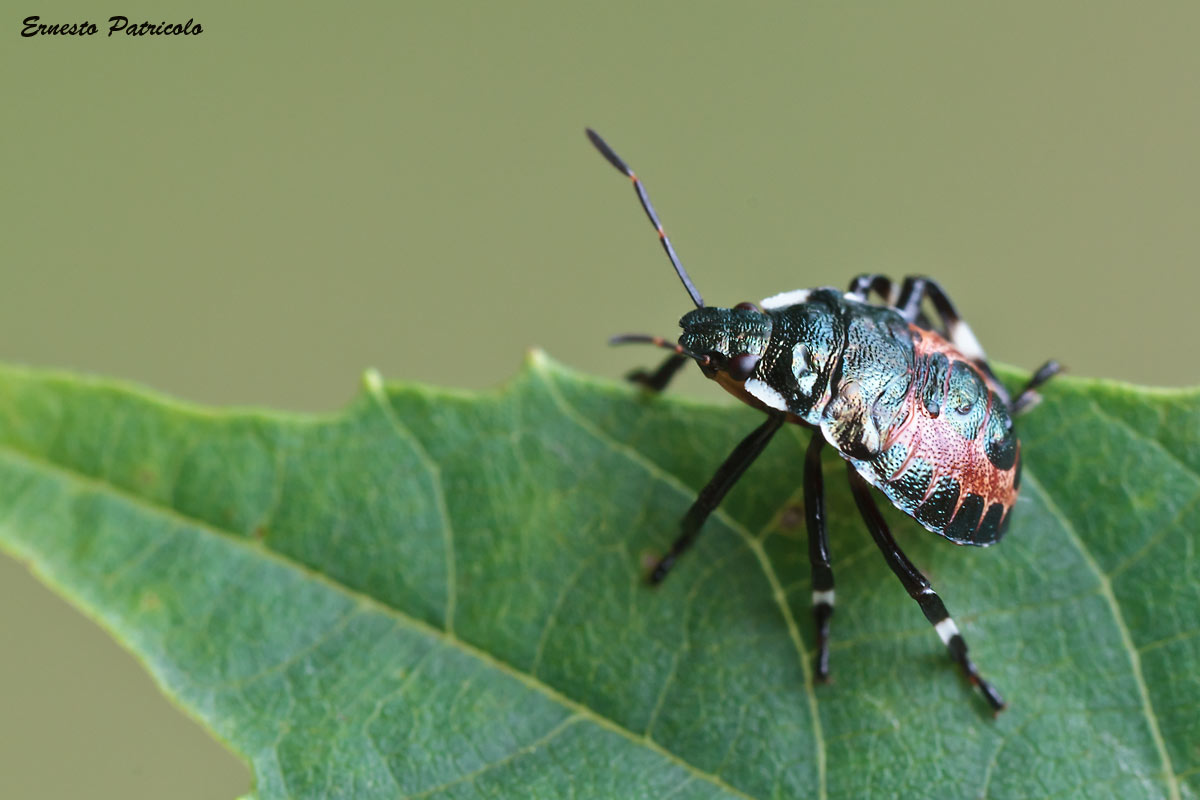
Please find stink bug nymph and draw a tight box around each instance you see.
[586,128,1060,712]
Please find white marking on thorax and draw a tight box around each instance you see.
[935,617,960,645]
[744,378,788,411]
[761,288,811,309]
[812,589,835,607]
[948,320,987,361]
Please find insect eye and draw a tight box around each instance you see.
[728,353,761,381]
[734,301,761,313]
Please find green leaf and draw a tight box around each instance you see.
[1,354,1197,800]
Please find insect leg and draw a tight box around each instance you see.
[1012,359,1063,416]
[610,334,712,393]
[896,277,980,347]
[626,353,689,393]
[804,434,835,681]
[846,465,1006,712]
[650,413,786,583]
[897,276,1005,397]
[847,274,897,304]
[895,276,929,323]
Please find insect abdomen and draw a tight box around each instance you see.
[853,326,1021,546]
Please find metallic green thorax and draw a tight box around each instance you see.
[680,288,865,426]
[679,289,995,458]
[678,287,1021,545]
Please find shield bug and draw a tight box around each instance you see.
[586,128,1060,712]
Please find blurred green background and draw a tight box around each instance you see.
[3,2,1198,796]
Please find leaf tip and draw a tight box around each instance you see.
[524,348,552,372]
[361,368,385,396]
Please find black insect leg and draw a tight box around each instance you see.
[895,277,946,328]
[627,353,689,393]
[804,434,835,681]
[846,465,1006,712]
[847,274,896,305]
[896,276,1005,398]
[1012,360,1063,416]
[650,413,786,584]
[611,335,710,391]
[892,276,936,330]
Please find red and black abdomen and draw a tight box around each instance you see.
[856,327,1021,545]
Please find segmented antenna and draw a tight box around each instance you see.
[586,128,704,308]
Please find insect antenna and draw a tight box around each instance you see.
[586,128,705,308]
[609,334,711,366]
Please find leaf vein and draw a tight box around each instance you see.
[536,366,827,800]
[1024,470,1181,800]
[214,609,361,690]
[406,715,582,799]
[1088,400,1200,486]
[643,543,742,739]
[1,444,757,800]
[529,545,621,678]
[1107,490,1200,581]
[364,371,459,635]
